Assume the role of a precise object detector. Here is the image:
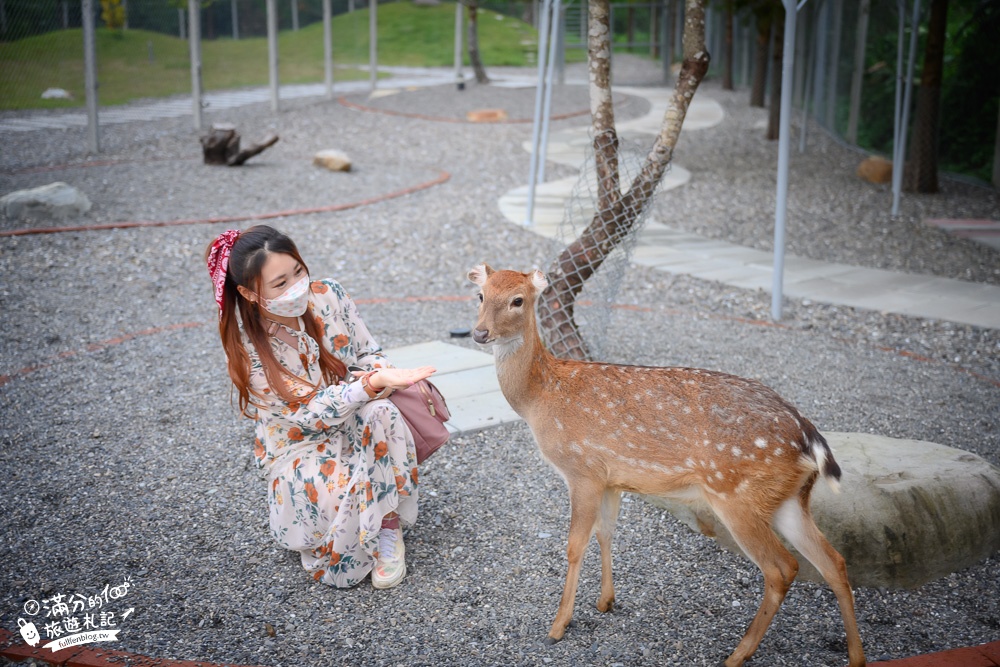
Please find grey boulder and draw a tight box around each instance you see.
[1,182,92,221]
[644,432,1000,589]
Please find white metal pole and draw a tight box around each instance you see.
[539,0,560,184]
[810,0,827,124]
[189,0,203,130]
[82,0,99,152]
[891,0,904,190]
[454,1,464,90]
[323,0,333,99]
[291,0,299,31]
[772,0,801,321]
[799,3,815,153]
[267,0,279,111]
[369,0,378,93]
[232,0,239,39]
[891,0,920,217]
[524,0,553,227]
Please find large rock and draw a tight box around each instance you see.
[1,182,91,220]
[644,432,1000,589]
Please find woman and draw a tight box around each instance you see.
[206,225,435,589]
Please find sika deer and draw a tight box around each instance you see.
[468,264,865,667]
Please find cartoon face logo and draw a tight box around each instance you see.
[18,618,40,647]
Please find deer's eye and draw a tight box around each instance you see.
[511,297,524,308]
[478,293,484,303]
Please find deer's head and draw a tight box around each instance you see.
[468,264,548,352]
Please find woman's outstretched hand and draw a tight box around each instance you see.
[358,366,437,391]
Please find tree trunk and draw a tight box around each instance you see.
[538,0,710,359]
[467,0,489,84]
[750,12,770,107]
[722,1,733,90]
[766,3,784,140]
[905,0,948,193]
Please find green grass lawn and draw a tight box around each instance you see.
[0,2,556,110]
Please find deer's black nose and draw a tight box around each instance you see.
[472,328,490,344]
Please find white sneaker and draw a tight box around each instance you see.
[371,527,406,589]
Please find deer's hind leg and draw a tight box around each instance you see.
[595,489,622,613]
[708,500,799,667]
[546,480,603,644]
[774,492,866,667]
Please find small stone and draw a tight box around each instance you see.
[313,149,352,172]
[41,88,73,100]
[466,109,508,123]
[857,156,893,184]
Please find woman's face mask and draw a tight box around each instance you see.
[262,274,310,318]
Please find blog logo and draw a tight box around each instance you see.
[14,577,134,653]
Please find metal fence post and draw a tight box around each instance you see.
[772,0,803,321]
[454,1,464,90]
[323,0,333,99]
[189,0,203,130]
[891,0,921,217]
[525,0,553,227]
[232,0,239,40]
[369,0,378,93]
[82,0,100,153]
[539,0,560,184]
[267,0,279,112]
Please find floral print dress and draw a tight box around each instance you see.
[244,278,418,587]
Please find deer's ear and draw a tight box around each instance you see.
[529,269,549,293]
[468,263,494,286]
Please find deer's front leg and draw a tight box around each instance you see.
[545,483,603,644]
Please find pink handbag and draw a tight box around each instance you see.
[389,379,451,464]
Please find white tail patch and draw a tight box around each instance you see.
[812,441,841,494]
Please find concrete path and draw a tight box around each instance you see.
[498,86,1000,331]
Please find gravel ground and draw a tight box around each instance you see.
[1,55,998,667]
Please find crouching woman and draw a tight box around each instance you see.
[206,225,434,589]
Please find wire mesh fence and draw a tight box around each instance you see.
[538,131,656,360]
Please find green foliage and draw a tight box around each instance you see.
[100,0,126,31]
[855,0,998,183]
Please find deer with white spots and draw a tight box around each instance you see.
[468,264,865,667]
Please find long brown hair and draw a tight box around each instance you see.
[207,225,347,417]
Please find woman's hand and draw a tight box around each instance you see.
[359,366,437,391]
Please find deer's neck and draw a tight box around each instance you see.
[493,324,553,414]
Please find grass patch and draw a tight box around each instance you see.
[0,1,564,110]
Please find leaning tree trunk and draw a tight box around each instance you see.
[905,0,948,193]
[467,0,490,84]
[750,11,770,107]
[766,3,784,140]
[538,0,710,359]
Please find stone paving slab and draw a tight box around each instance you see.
[384,341,519,436]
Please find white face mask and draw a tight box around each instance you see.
[263,275,310,318]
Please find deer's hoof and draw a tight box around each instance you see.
[597,597,614,613]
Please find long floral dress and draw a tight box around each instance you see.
[244,278,418,587]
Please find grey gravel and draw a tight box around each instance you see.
[1,55,998,667]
